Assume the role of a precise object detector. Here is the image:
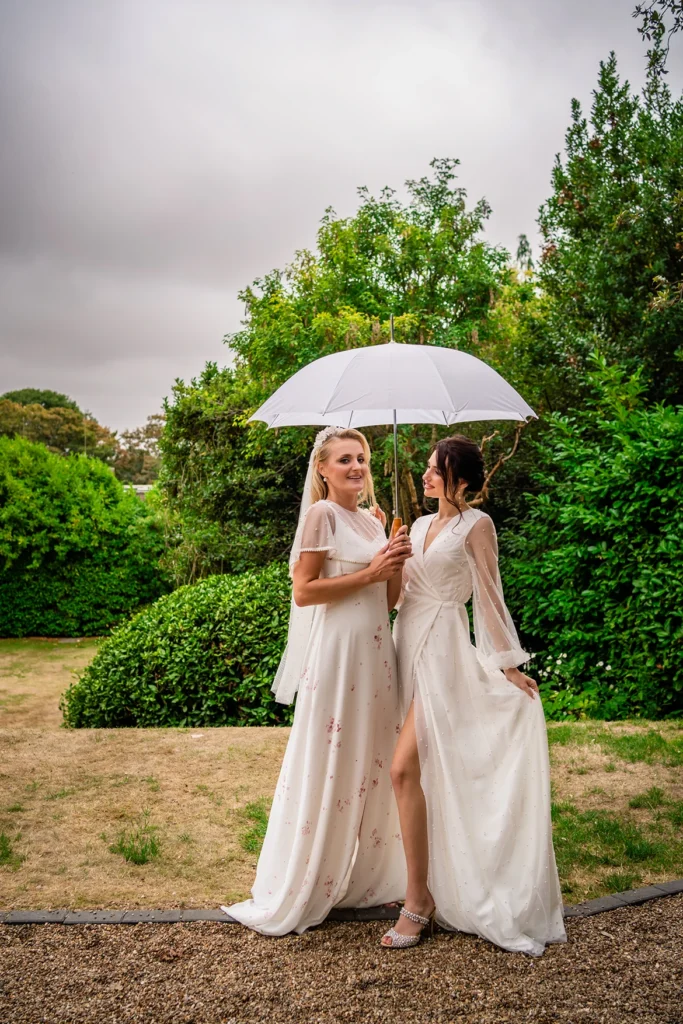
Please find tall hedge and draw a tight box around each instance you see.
[60,563,292,727]
[504,360,683,719]
[0,436,169,636]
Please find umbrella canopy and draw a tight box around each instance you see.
[249,341,536,429]
[249,339,536,520]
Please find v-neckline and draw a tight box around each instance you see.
[423,513,454,556]
[422,508,475,556]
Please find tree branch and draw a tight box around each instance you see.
[470,421,528,506]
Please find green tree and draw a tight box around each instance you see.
[515,234,534,273]
[160,363,311,582]
[0,399,118,463]
[161,159,513,581]
[633,0,683,77]
[538,52,683,400]
[232,158,507,378]
[113,413,164,484]
[1,388,81,412]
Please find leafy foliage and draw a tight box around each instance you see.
[160,364,313,582]
[160,159,514,583]
[112,413,164,484]
[0,399,119,464]
[538,53,683,401]
[1,394,166,485]
[0,436,169,637]
[60,563,292,728]
[504,358,683,719]
[633,0,683,77]
[231,157,507,371]
[1,388,81,412]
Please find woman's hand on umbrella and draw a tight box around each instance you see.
[366,532,412,583]
[388,525,412,561]
[503,667,539,699]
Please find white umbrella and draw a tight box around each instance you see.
[250,321,536,520]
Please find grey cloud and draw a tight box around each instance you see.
[0,0,679,430]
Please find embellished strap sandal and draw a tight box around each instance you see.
[381,906,436,949]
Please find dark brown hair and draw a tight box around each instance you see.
[432,434,485,508]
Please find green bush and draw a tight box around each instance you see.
[504,358,683,720]
[60,562,292,728]
[0,436,169,637]
[159,160,511,585]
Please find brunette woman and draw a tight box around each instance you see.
[382,436,565,956]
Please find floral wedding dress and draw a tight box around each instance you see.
[226,500,406,935]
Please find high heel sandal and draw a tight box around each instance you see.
[380,906,436,949]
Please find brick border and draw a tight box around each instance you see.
[1,880,681,926]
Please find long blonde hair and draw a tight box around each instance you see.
[310,428,376,507]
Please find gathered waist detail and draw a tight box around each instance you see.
[402,591,464,610]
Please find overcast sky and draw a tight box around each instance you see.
[0,0,680,433]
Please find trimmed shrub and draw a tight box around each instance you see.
[60,562,292,728]
[0,436,169,636]
[503,360,683,720]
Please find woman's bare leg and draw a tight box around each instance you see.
[381,702,434,943]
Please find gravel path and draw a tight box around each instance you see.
[2,895,682,1024]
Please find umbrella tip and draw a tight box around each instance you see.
[389,312,395,343]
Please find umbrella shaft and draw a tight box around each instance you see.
[393,410,399,518]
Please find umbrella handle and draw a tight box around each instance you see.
[390,517,403,539]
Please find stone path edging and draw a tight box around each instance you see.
[1,880,682,926]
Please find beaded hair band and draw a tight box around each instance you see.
[313,425,344,452]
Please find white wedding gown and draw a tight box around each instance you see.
[227,500,406,935]
[394,508,566,956]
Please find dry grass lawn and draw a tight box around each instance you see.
[0,639,288,909]
[1,638,681,910]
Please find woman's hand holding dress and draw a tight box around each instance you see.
[503,666,539,700]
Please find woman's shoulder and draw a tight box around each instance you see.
[464,508,497,542]
[410,513,436,534]
[304,500,337,525]
[466,507,490,523]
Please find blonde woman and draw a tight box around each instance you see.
[225,426,411,935]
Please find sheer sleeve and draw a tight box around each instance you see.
[465,515,529,672]
[297,501,337,559]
